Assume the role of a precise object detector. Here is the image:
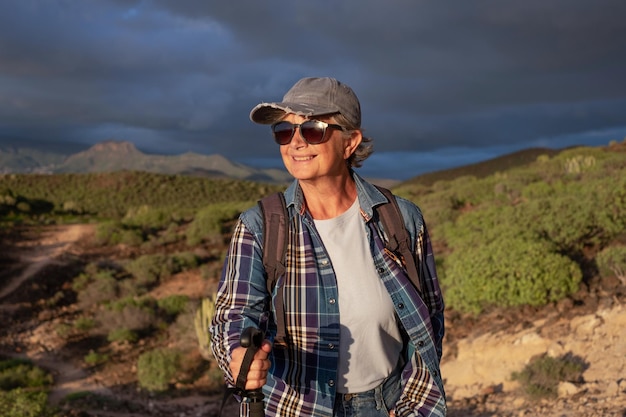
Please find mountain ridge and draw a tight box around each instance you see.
[0,140,292,183]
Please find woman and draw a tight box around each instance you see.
[210,77,447,417]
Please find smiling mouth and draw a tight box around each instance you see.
[293,156,315,161]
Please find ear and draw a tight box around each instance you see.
[343,130,363,160]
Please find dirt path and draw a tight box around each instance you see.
[0,224,94,301]
[0,224,111,406]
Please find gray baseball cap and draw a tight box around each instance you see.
[249,77,361,127]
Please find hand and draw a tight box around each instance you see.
[229,339,272,390]
[389,409,395,417]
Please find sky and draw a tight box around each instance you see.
[1,1,626,180]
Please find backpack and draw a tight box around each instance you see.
[258,186,423,343]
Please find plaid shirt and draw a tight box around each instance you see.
[210,173,447,417]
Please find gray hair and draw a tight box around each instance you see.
[332,113,373,168]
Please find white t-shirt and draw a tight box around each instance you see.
[314,197,403,393]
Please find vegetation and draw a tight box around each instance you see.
[0,171,281,223]
[396,143,626,313]
[0,358,53,390]
[0,141,624,406]
[0,389,56,417]
[511,354,585,399]
[0,358,58,417]
[136,348,182,392]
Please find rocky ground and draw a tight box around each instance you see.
[0,224,625,416]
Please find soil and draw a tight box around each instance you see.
[0,224,625,416]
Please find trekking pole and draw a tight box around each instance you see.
[238,327,265,417]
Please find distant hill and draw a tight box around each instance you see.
[0,140,292,183]
[0,146,67,173]
[400,147,563,187]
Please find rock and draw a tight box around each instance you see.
[606,380,620,396]
[558,381,581,397]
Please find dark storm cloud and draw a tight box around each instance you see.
[1,0,626,178]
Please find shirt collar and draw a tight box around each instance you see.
[283,170,389,220]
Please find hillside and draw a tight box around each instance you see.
[0,141,625,416]
[400,147,563,187]
[0,216,624,416]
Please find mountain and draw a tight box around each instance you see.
[400,147,563,187]
[0,140,292,183]
[0,146,67,174]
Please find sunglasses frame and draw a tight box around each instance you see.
[271,120,345,145]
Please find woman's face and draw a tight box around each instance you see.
[278,113,361,182]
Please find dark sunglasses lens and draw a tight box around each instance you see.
[300,121,326,144]
[272,122,295,145]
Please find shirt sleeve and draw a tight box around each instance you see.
[416,222,445,361]
[209,218,269,385]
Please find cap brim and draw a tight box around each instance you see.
[250,102,339,124]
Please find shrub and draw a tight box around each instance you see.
[442,238,582,314]
[107,328,139,344]
[137,348,182,392]
[186,202,251,246]
[158,295,189,317]
[98,297,157,334]
[0,359,53,390]
[0,388,56,417]
[122,205,173,229]
[512,354,584,399]
[76,273,118,309]
[95,221,144,246]
[124,255,167,286]
[94,221,122,245]
[84,350,109,366]
[596,245,626,284]
[124,252,198,287]
[73,316,96,332]
[55,323,73,339]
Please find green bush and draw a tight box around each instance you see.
[512,354,584,399]
[84,350,109,366]
[124,252,198,287]
[442,238,582,314]
[122,205,174,229]
[124,254,168,286]
[95,221,145,246]
[107,328,139,343]
[186,202,251,246]
[0,388,57,417]
[76,272,118,309]
[74,316,96,332]
[136,348,182,392]
[596,245,626,282]
[0,359,53,390]
[158,295,189,317]
[98,296,157,334]
[522,179,626,254]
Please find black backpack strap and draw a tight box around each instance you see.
[258,192,289,343]
[375,186,423,295]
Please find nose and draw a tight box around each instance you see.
[289,125,307,147]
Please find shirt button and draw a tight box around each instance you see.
[397,303,405,309]
[329,380,335,387]
[321,259,329,266]
[329,298,336,304]
[417,340,425,347]
[328,343,335,350]
[377,267,385,273]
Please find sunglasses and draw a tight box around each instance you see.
[271,120,345,145]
